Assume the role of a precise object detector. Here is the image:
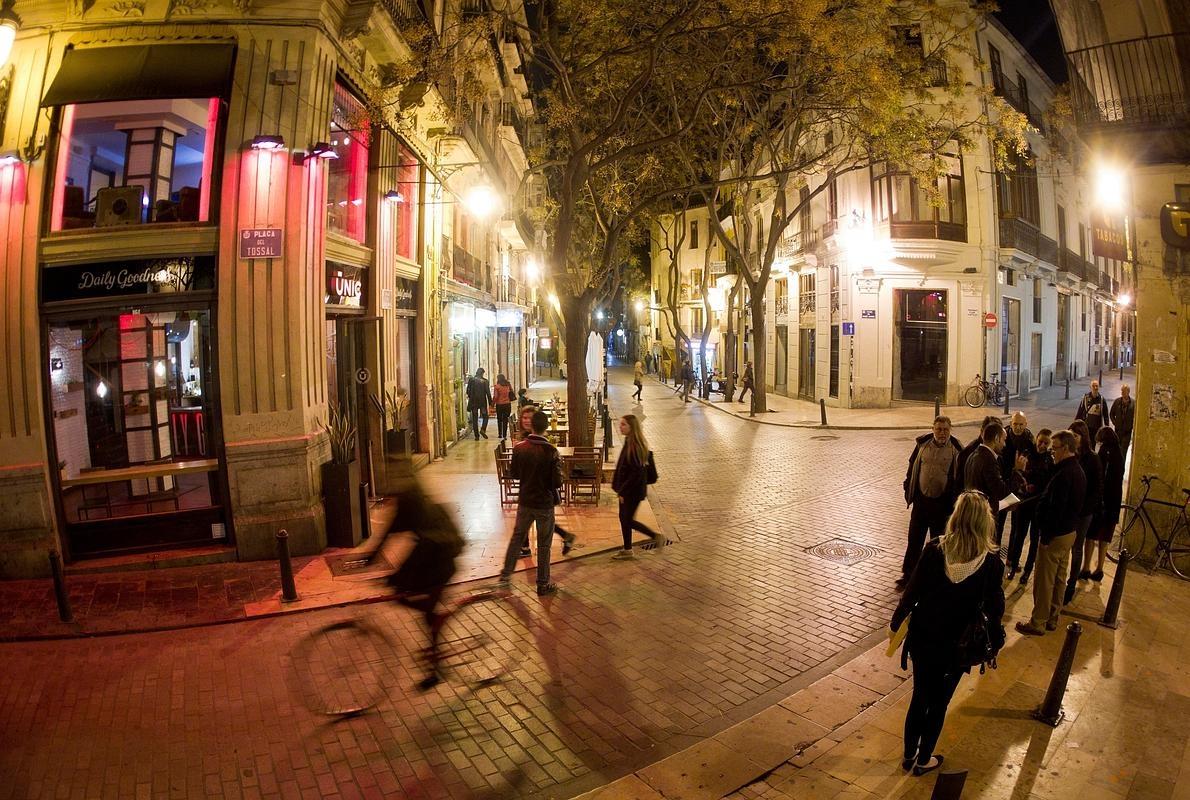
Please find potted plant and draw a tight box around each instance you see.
[321,404,362,548]
[382,388,412,459]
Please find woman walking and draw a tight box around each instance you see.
[493,374,515,440]
[1066,420,1102,603]
[611,414,662,560]
[1082,427,1125,581]
[891,492,1006,776]
[632,360,644,402]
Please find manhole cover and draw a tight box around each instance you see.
[809,435,840,441]
[325,552,394,577]
[805,539,879,566]
[639,538,675,551]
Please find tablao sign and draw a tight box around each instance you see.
[325,263,364,307]
[393,277,418,312]
[1091,210,1128,261]
[239,228,283,259]
[984,312,998,329]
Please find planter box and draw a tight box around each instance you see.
[322,460,362,548]
[385,429,412,460]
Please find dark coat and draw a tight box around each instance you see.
[903,433,964,507]
[964,445,1013,511]
[612,447,649,503]
[1109,397,1135,439]
[1099,444,1126,523]
[466,375,492,412]
[1023,449,1055,499]
[1035,456,1087,543]
[1000,429,1035,480]
[891,540,1006,672]
[510,434,563,509]
[1075,392,1109,433]
[1077,449,1103,519]
[956,438,982,482]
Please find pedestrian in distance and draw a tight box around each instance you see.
[956,416,1000,484]
[511,406,576,558]
[633,360,644,402]
[679,359,694,403]
[1008,428,1055,585]
[498,410,564,596]
[897,415,964,591]
[1065,419,1102,603]
[737,361,754,404]
[964,421,1026,521]
[466,368,493,440]
[610,414,662,560]
[891,491,1006,777]
[1075,379,1110,440]
[493,373,515,441]
[1109,384,1135,460]
[1081,427,1124,582]
[1016,430,1086,636]
[517,387,533,409]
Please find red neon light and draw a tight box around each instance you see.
[50,104,76,232]
[0,158,27,207]
[199,97,219,222]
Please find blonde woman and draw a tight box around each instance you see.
[890,492,1006,776]
[610,414,661,559]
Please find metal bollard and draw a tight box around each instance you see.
[276,529,299,603]
[1098,369,1103,386]
[1064,378,1070,400]
[934,396,940,420]
[48,551,74,623]
[1004,391,1011,415]
[929,770,969,800]
[1033,621,1082,727]
[602,407,613,460]
[1119,362,1124,381]
[1099,550,1130,629]
[819,398,828,426]
[359,482,371,540]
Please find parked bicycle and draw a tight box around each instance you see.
[1107,474,1190,580]
[963,373,1007,408]
[290,583,525,716]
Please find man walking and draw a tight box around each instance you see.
[498,410,563,596]
[737,361,754,405]
[1016,430,1086,636]
[1110,384,1135,459]
[1075,380,1109,439]
[965,421,1026,519]
[466,368,493,440]
[897,415,963,590]
[679,359,694,403]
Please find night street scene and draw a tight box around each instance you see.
[1,0,1189,797]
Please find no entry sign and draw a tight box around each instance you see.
[984,312,998,329]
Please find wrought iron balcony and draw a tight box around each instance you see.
[889,220,967,243]
[1058,248,1085,280]
[999,217,1058,264]
[1067,34,1190,130]
[774,297,790,318]
[993,73,1046,131]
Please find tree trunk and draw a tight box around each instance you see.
[562,297,595,446]
[749,289,767,416]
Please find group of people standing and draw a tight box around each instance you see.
[890,379,1135,772]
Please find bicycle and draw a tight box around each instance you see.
[290,582,524,716]
[1106,474,1190,580]
[964,373,1007,408]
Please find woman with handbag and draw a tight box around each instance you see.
[890,491,1006,776]
[493,373,515,440]
[610,414,662,560]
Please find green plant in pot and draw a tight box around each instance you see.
[321,404,363,548]
[383,388,412,459]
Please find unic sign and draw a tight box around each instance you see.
[325,262,364,307]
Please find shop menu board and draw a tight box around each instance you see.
[42,257,216,304]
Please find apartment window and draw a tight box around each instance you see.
[1081,300,1086,332]
[893,25,947,86]
[775,279,789,317]
[830,265,840,313]
[799,186,812,240]
[1057,204,1067,251]
[1017,73,1030,111]
[871,155,965,225]
[690,220,699,249]
[829,325,840,398]
[798,272,816,315]
[327,82,370,242]
[1033,277,1042,322]
[996,150,1039,225]
[1005,268,1016,287]
[989,45,1004,89]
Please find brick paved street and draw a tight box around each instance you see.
[0,366,1125,800]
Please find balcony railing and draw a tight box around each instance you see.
[775,297,790,318]
[1068,34,1190,129]
[993,73,1046,131]
[1059,248,1085,280]
[376,0,426,25]
[925,57,948,88]
[798,292,816,316]
[999,217,1057,263]
[889,220,967,243]
[453,245,484,289]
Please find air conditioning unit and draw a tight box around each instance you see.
[95,186,144,227]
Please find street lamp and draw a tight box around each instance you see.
[0,0,20,69]
[524,256,540,283]
[1094,163,1127,212]
[633,298,645,314]
[1118,293,1131,307]
[463,184,501,220]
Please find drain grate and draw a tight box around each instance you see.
[805,538,879,566]
[325,552,394,577]
[809,434,840,441]
[639,538,675,551]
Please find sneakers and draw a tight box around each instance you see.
[1015,621,1046,636]
[561,532,576,555]
[1019,572,1030,586]
[611,549,635,560]
[520,547,532,558]
[536,583,559,596]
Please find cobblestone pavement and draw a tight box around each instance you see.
[0,367,1024,800]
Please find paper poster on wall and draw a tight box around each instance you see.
[1150,384,1175,420]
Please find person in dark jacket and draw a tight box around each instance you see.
[466,368,493,440]
[512,406,576,557]
[1016,430,1086,636]
[737,362,754,404]
[1081,427,1125,581]
[1008,428,1055,585]
[956,416,1000,481]
[964,422,1026,520]
[891,492,1005,776]
[1109,384,1135,459]
[610,414,662,559]
[897,416,964,590]
[497,411,563,596]
[1000,412,1036,566]
[1065,420,1102,603]
[1075,380,1110,439]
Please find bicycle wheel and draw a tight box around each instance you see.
[964,386,985,408]
[1165,519,1190,580]
[435,592,522,689]
[291,619,392,716]
[1107,504,1148,566]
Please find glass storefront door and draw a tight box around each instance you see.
[798,329,816,399]
[1002,297,1020,394]
[894,289,948,401]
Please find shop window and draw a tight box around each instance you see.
[689,220,699,249]
[327,83,370,242]
[871,155,965,228]
[49,98,221,231]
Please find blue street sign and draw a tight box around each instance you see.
[842,322,855,336]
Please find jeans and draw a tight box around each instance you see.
[1068,514,1094,589]
[902,495,950,577]
[618,496,659,550]
[470,407,489,439]
[738,384,752,403]
[680,380,692,402]
[500,505,555,588]
[903,661,963,763]
[1030,531,1075,628]
[633,380,643,400]
[495,403,512,439]
[1007,506,1039,575]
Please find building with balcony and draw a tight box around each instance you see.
[0,0,539,576]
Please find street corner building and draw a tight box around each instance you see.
[0,0,543,577]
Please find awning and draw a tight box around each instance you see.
[41,43,236,107]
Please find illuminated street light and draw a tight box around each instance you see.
[633,299,645,313]
[1118,293,1132,307]
[1094,164,1126,212]
[0,0,20,69]
[595,310,604,321]
[463,184,502,220]
[524,257,540,283]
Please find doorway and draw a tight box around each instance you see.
[798,329,816,400]
[894,289,948,401]
[775,325,788,394]
[1056,293,1069,379]
[1002,297,1020,395]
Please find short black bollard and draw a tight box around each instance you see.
[934,396,941,419]
[1064,378,1070,400]
[359,481,371,540]
[48,551,74,623]
[1033,621,1082,727]
[276,529,299,603]
[1100,550,1130,629]
[1119,362,1124,381]
[1049,371,1053,387]
[1004,391,1011,415]
[819,398,828,426]
[602,407,613,460]
[929,770,969,800]
[1098,369,1103,386]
